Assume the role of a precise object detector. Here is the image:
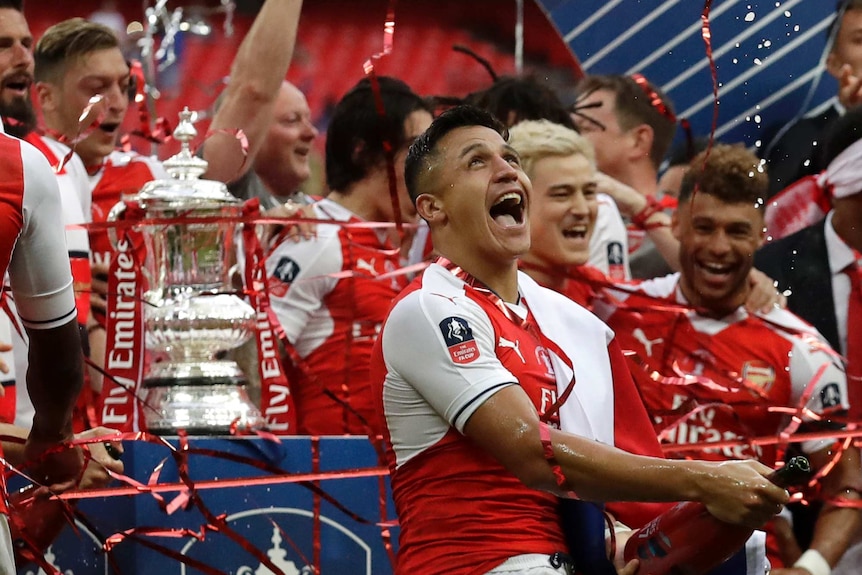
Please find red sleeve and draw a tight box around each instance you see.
[604,338,674,528]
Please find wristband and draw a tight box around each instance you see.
[538,422,577,498]
[793,549,831,575]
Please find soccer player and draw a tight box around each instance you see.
[371,105,788,575]
[265,77,433,434]
[598,143,862,572]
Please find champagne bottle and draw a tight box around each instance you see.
[622,456,811,575]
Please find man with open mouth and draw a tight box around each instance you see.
[24,1,303,426]
[370,105,788,575]
[596,143,862,573]
[0,0,35,140]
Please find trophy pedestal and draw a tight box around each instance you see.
[143,361,265,435]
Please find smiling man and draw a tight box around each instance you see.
[25,3,303,421]
[595,143,862,572]
[0,0,35,138]
[371,106,790,575]
[265,76,433,435]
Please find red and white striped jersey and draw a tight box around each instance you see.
[590,194,630,281]
[266,198,409,434]
[88,150,167,269]
[371,263,566,575]
[0,132,76,329]
[22,133,91,324]
[598,273,847,466]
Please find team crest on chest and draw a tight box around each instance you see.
[741,360,775,395]
[820,382,843,409]
[274,256,301,284]
[439,316,479,364]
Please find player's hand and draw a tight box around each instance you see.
[23,432,85,497]
[696,459,789,529]
[616,559,640,575]
[261,200,316,249]
[77,427,124,490]
[746,268,786,314]
[838,64,862,109]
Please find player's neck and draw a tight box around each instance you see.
[439,245,520,302]
[328,174,402,223]
[519,257,566,293]
[627,167,660,198]
[470,263,520,303]
[678,278,746,319]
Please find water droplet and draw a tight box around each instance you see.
[755,139,762,147]
[803,159,811,167]
[793,24,800,31]
[753,57,763,65]
[754,114,762,123]
[764,39,772,47]
[733,57,739,64]
[785,10,792,17]
[745,12,756,22]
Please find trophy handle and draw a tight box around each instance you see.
[105,199,128,251]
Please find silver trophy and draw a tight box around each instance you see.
[110,108,264,434]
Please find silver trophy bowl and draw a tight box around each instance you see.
[111,108,265,434]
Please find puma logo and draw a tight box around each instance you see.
[633,328,663,357]
[498,336,525,363]
[356,258,377,276]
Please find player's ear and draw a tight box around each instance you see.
[35,81,59,113]
[416,193,444,223]
[671,205,682,240]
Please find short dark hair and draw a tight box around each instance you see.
[0,1,24,11]
[35,18,120,84]
[325,76,431,192]
[405,105,507,204]
[678,144,768,207]
[822,104,862,165]
[575,74,676,169]
[465,74,577,130]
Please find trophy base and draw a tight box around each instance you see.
[143,361,266,435]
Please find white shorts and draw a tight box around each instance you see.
[485,554,570,575]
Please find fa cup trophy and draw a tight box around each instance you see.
[110,108,264,434]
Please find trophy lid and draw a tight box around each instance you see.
[135,107,241,209]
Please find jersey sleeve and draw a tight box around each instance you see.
[589,194,631,280]
[9,143,76,330]
[265,226,340,345]
[381,290,516,433]
[788,333,849,454]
